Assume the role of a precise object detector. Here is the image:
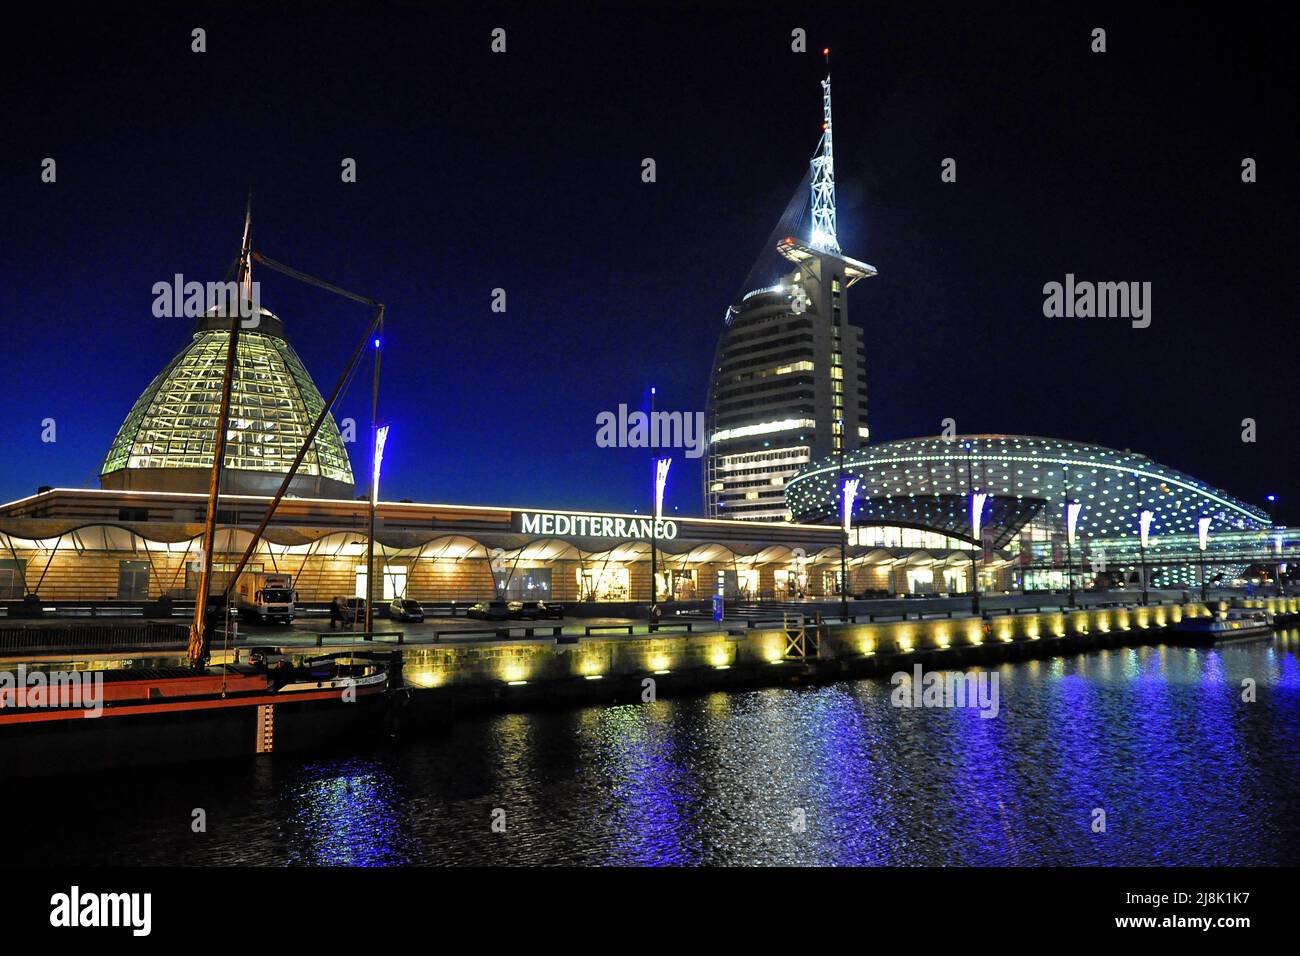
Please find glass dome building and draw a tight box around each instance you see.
[100,305,354,499]
[785,435,1275,588]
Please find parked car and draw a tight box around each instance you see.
[519,600,564,620]
[468,601,509,621]
[467,600,524,621]
[389,598,424,622]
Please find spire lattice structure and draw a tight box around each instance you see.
[809,61,840,254]
[704,51,874,520]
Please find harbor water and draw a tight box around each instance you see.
[10,633,1300,866]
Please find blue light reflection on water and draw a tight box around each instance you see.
[14,633,1300,866]
[282,761,411,866]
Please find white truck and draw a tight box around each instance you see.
[235,572,297,624]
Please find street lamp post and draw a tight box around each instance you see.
[1138,509,1153,606]
[1266,495,1283,595]
[836,419,847,618]
[650,389,658,610]
[966,442,983,616]
[364,328,383,636]
[1066,499,1082,608]
[365,422,390,636]
[1197,515,1211,604]
[652,456,671,611]
[841,476,859,621]
[970,492,987,616]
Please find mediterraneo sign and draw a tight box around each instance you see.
[514,511,678,540]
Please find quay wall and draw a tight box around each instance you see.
[5,598,1296,777]
[390,601,1234,705]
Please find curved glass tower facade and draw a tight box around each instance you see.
[705,238,874,521]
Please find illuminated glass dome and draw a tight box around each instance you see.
[785,434,1270,543]
[100,305,354,499]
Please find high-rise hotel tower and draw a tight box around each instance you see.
[704,64,876,520]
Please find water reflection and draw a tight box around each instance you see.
[6,637,1300,866]
[583,703,695,865]
[281,759,412,865]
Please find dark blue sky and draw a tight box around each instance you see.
[2,2,1295,520]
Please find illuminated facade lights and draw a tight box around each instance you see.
[786,434,1279,588]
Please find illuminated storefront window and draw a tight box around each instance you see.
[657,569,696,600]
[716,569,758,599]
[355,564,408,600]
[906,568,935,594]
[494,568,552,600]
[579,567,629,601]
[774,568,807,598]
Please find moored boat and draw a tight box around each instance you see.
[0,651,401,778]
[1171,607,1275,645]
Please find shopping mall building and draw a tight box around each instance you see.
[0,487,979,606]
[0,301,982,609]
[2,299,1295,608]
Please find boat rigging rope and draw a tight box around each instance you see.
[251,252,380,307]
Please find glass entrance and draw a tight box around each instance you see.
[117,560,150,599]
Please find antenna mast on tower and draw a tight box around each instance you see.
[809,48,841,254]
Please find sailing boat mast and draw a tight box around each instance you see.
[187,192,253,667]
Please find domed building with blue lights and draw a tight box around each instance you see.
[785,435,1281,591]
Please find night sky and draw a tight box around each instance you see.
[2,2,1295,521]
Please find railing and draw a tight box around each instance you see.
[701,599,1189,629]
[0,622,190,654]
[985,598,1177,617]
[741,283,785,302]
[0,599,485,620]
[433,625,565,642]
[419,602,473,617]
[313,630,406,647]
[582,622,700,635]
